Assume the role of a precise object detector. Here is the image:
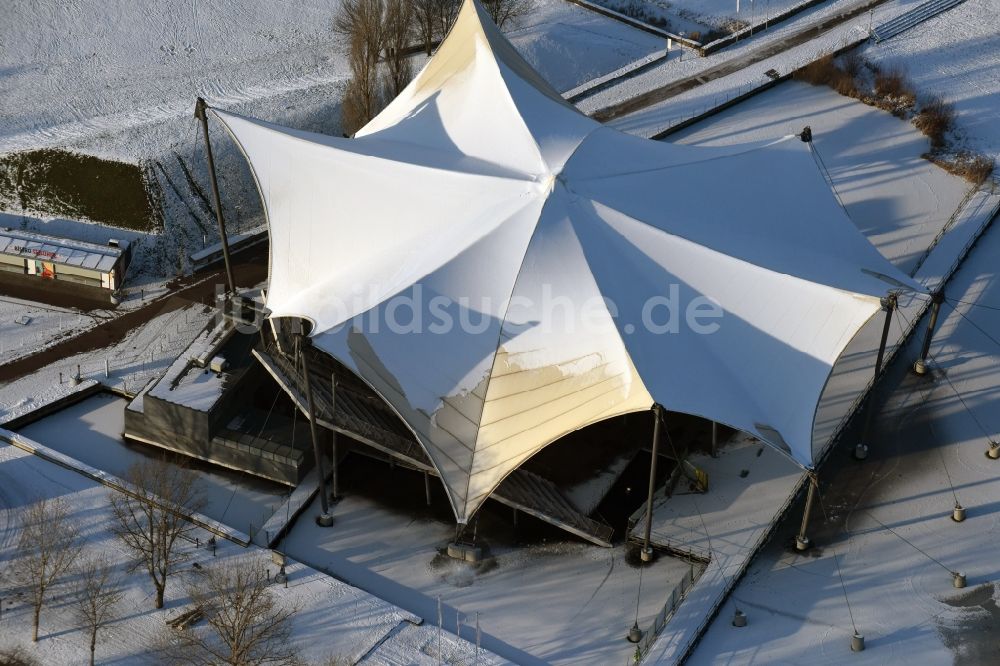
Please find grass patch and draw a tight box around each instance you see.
[0,149,160,232]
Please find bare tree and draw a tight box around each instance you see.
[412,0,439,55]
[17,497,82,642]
[482,0,531,29]
[74,554,125,666]
[433,0,462,38]
[382,0,414,98]
[337,0,388,134]
[109,458,206,609]
[168,559,299,666]
[341,29,383,135]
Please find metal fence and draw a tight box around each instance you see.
[633,561,700,663]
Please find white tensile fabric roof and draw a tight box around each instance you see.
[213,0,921,523]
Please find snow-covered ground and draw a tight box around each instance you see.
[671,80,971,275]
[0,301,214,424]
[0,0,350,157]
[861,0,1000,164]
[280,485,694,666]
[0,295,104,365]
[0,0,658,155]
[508,0,665,92]
[17,394,287,537]
[0,434,504,665]
[633,435,804,662]
[686,180,1000,664]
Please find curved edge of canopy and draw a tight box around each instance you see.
[461,401,656,521]
[460,397,817,524]
[208,107,278,312]
[320,344,469,522]
[806,300,888,468]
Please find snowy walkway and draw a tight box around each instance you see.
[583,0,924,138]
[629,435,804,661]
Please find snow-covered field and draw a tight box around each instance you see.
[0,0,658,155]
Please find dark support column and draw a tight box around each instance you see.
[857,294,897,460]
[641,404,663,562]
[424,471,432,506]
[299,335,332,525]
[330,371,339,501]
[795,474,818,551]
[711,421,718,458]
[914,291,944,376]
[194,97,236,296]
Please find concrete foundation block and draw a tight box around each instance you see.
[447,542,483,563]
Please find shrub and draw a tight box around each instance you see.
[832,68,859,97]
[795,55,858,97]
[926,151,994,184]
[840,52,863,78]
[963,154,996,184]
[914,97,955,150]
[873,67,913,101]
[796,55,838,86]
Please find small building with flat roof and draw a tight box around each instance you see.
[0,227,131,299]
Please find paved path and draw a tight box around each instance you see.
[0,246,265,384]
[586,0,887,122]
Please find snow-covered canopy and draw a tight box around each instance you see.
[213,0,921,523]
